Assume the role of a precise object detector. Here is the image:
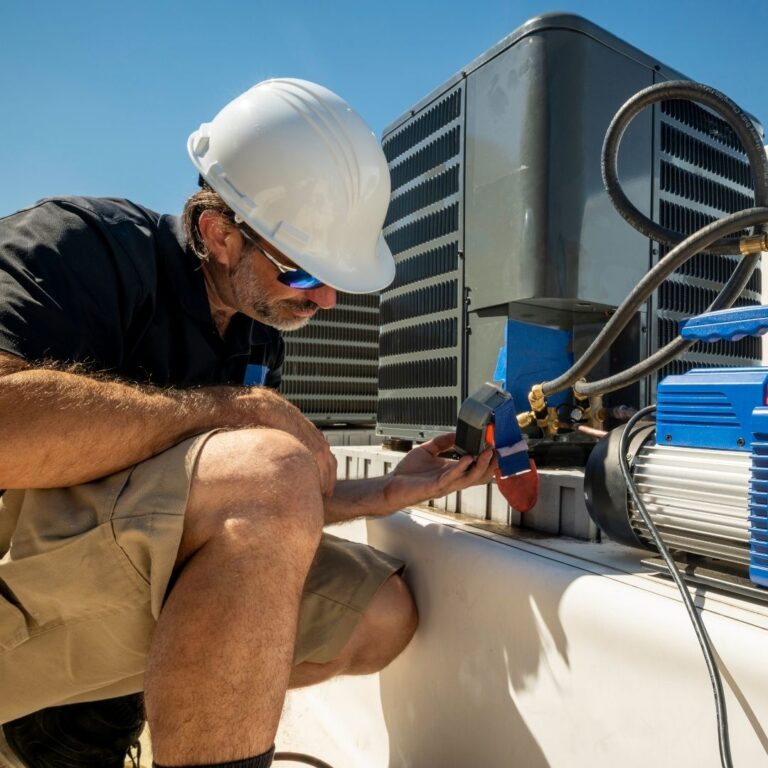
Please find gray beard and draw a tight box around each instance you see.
[249,296,316,331]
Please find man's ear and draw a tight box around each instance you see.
[197,211,240,266]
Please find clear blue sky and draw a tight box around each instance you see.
[1,0,766,218]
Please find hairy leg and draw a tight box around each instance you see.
[144,429,324,766]
[289,574,418,689]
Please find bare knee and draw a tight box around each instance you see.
[346,574,418,674]
[178,429,324,563]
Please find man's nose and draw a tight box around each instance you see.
[307,285,337,310]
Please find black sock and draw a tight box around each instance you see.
[153,745,274,768]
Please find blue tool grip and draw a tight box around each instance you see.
[680,306,768,343]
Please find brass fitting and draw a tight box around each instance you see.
[573,378,589,402]
[739,232,768,255]
[517,410,535,429]
[528,384,546,413]
[588,395,604,430]
[544,406,560,437]
[533,407,559,436]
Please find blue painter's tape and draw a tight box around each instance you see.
[501,320,572,410]
[493,344,506,387]
[494,395,530,477]
[244,364,269,386]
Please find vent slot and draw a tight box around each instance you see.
[380,317,458,357]
[660,122,753,187]
[391,242,460,289]
[380,280,458,325]
[661,100,751,153]
[660,161,753,212]
[385,203,459,256]
[379,356,458,390]
[385,165,460,227]
[390,127,461,191]
[383,90,462,163]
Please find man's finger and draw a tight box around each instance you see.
[420,432,456,456]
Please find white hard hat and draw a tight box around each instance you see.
[187,78,395,293]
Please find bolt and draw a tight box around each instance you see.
[665,434,673,442]
[737,437,746,447]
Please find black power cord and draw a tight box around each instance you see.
[274,751,336,767]
[619,406,733,768]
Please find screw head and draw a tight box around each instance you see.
[737,437,746,447]
[665,434,673,442]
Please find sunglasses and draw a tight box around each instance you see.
[236,221,325,290]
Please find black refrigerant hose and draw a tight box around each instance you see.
[619,408,733,768]
[540,80,768,398]
[604,82,768,253]
[542,209,766,397]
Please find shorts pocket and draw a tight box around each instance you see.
[0,593,29,651]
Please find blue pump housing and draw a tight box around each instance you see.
[749,407,768,588]
[656,367,768,588]
[656,368,768,452]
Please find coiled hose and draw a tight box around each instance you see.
[539,81,768,399]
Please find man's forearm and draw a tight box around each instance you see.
[323,476,394,524]
[0,366,306,489]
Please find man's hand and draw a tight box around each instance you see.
[384,432,495,512]
[323,432,495,524]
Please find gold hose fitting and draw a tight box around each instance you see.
[517,411,535,429]
[528,384,546,413]
[573,378,589,402]
[739,232,768,255]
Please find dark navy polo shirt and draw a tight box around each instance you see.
[0,196,283,389]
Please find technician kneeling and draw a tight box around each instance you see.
[0,79,495,768]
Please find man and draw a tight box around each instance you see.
[0,79,495,768]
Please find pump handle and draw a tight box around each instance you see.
[680,305,768,343]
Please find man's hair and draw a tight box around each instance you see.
[181,180,236,261]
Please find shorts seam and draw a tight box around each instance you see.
[22,597,151,640]
[109,516,152,589]
[302,590,365,613]
[106,465,153,592]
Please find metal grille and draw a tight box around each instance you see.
[652,100,762,385]
[281,293,379,424]
[377,85,465,439]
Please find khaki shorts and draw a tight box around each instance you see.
[0,432,403,724]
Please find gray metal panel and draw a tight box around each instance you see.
[378,83,466,440]
[463,27,654,314]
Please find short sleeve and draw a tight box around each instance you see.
[0,200,154,369]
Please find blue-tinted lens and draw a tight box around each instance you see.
[277,270,325,289]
